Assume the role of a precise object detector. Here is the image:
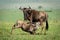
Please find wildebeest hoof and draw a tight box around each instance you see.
[44,33,46,35]
[39,33,42,35]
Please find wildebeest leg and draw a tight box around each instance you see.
[43,22,46,35]
[30,13,33,24]
[40,24,44,35]
[39,19,43,34]
[24,13,27,20]
[40,22,46,35]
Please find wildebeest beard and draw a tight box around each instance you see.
[23,10,32,21]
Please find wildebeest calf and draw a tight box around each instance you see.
[11,20,37,34]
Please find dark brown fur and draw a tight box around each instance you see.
[19,7,48,30]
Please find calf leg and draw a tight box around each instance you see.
[29,26,36,35]
[29,31,34,34]
[11,24,15,34]
[29,31,36,35]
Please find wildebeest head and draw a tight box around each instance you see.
[19,7,32,20]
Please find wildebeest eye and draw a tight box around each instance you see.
[27,10,31,14]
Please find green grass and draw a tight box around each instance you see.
[0,9,24,22]
[0,9,60,40]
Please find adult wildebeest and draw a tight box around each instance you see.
[11,20,38,34]
[19,7,49,34]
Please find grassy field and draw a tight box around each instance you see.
[0,9,60,40]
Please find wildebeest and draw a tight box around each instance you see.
[19,7,49,34]
[11,20,37,34]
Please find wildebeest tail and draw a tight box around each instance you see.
[46,20,49,30]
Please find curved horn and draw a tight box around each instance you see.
[19,7,23,10]
[29,6,31,9]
